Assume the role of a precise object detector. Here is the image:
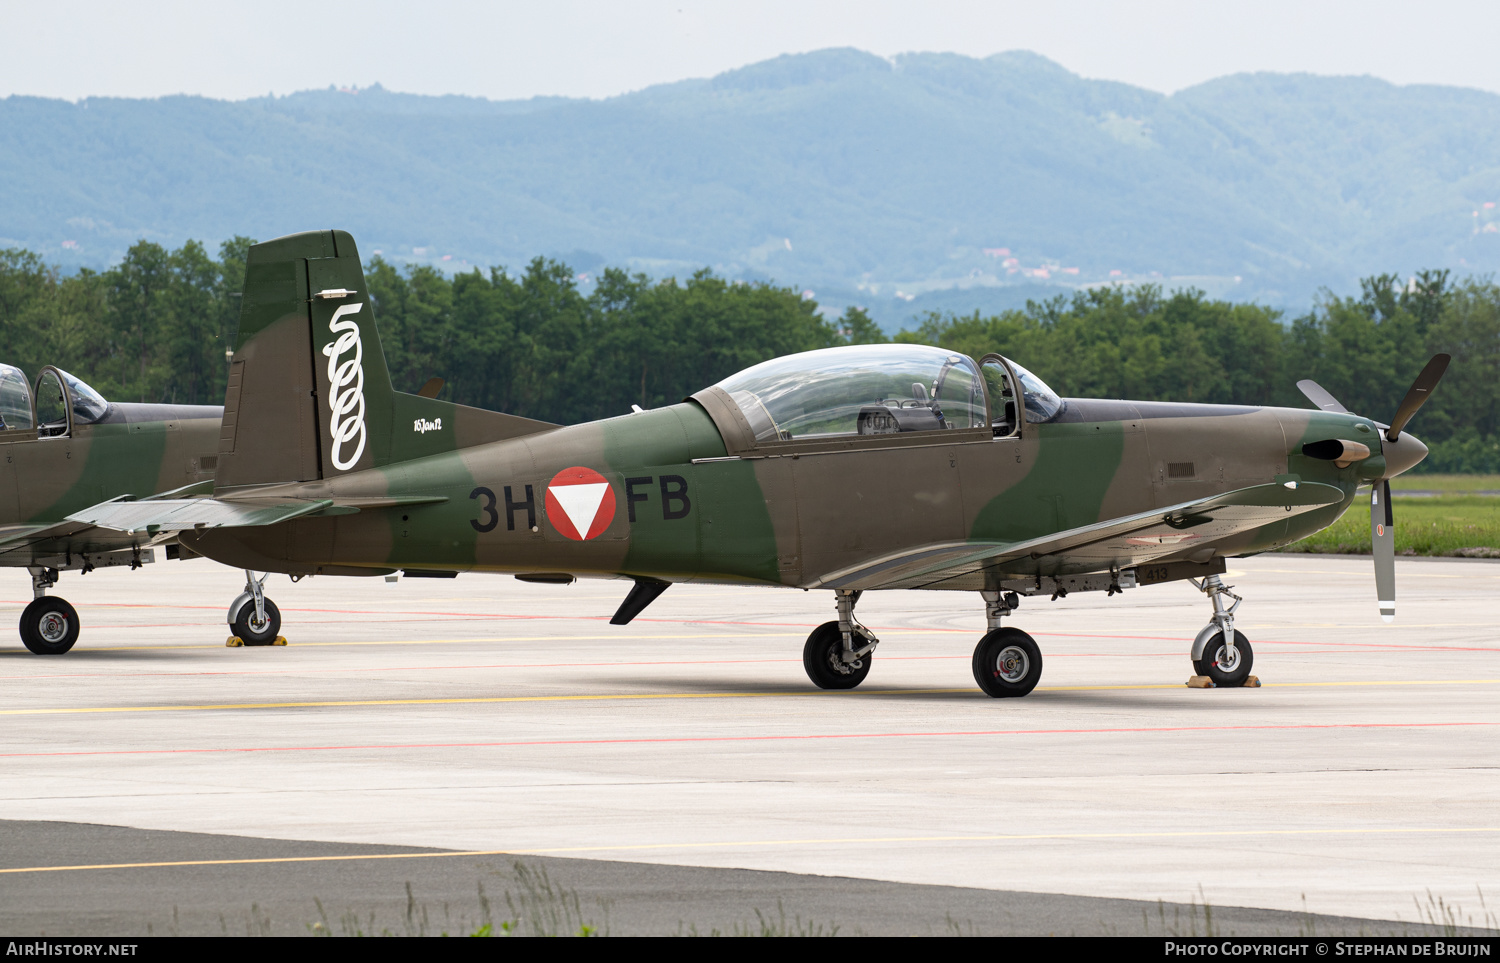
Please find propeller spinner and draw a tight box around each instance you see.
[1296,354,1450,623]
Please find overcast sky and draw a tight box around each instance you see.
[4,0,1499,102]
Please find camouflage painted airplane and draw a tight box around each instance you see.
[0,363,222,653]
[67,231,1448,697]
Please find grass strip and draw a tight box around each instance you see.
[1287,494,1500,557]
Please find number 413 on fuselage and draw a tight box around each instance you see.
[69,231,1446,697]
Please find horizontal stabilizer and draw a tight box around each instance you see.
[66,498,335,534]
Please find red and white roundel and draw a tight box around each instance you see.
[544,466,616,541]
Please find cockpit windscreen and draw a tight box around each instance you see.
[716,344,987,442]
[57,369,111,424]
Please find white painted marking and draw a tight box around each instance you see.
[323,303,366,471]
[550,482,608,535]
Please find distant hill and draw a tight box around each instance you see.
[5,48,1500,329]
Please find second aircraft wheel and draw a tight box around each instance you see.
[972,627,1043,698]
[230,596,282,646]
[802,620,873,690]
[1193,630,1253,687]
[20,597,80,655]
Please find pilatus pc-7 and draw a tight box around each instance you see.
[67,231,1446,696]
[0,364,222,653]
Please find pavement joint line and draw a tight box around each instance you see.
[3,720,1494,759]
[27,650,1410,681]
[7,826,1500,876]
[5,678,1500,716]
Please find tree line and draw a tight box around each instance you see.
[1,241,1495,472]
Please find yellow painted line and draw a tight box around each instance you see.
[0,688,977,715]
[5,678,1500,717]
[8,628,989,653]
[6,826,1500,875]
[18,633,813,653]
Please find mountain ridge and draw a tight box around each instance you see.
[4,48,1499,327]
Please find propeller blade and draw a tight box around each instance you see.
[1296,380,1349,413]
[1371,480,1395,622]
[1385,354,1451,442]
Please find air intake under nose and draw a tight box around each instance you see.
[1301,439,1372,468]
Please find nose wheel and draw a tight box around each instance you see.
[1189,573,1255,687]
[1193,629,1254,687]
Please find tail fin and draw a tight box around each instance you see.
[216,229,553,492]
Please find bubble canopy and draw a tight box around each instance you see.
[714,343,993,442]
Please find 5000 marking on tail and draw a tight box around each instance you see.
[323,303,367,471]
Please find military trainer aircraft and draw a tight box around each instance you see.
[0,363,223,652]
[68,230,1447,697]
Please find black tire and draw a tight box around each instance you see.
[1193,630,1253,687]
[802,620,873,690]
[230,596,281,646]
[972,627,1043,698]
[20,597,80,655]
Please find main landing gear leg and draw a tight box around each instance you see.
[972,589,1041,697]
[802,589,878,690]
[1188,573,1253,686]
[227,570,283,646]
[19,566,79,655]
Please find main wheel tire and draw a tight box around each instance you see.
[802,620,873,690]
[230,596,281,646]
[20,597,80,655]
[1193,630,1253,687]
[972,627,1043,698]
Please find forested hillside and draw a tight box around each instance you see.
[2,242,1495,472]
[5,49,1500,322]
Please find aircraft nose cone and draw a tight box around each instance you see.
[1382,431,1429,478]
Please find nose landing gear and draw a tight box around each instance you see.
[1189,573,1254,687]
[227,570,283,646]
[19,566,78,655]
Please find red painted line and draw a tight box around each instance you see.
[5,720,1493,760]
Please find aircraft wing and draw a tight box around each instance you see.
[0,524,60,552]
[64,491,449,535]
[808,481,1347,592]
[65,497,337,534]
[0,518,164,568]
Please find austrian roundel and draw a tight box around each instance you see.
[544,467,617,541]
